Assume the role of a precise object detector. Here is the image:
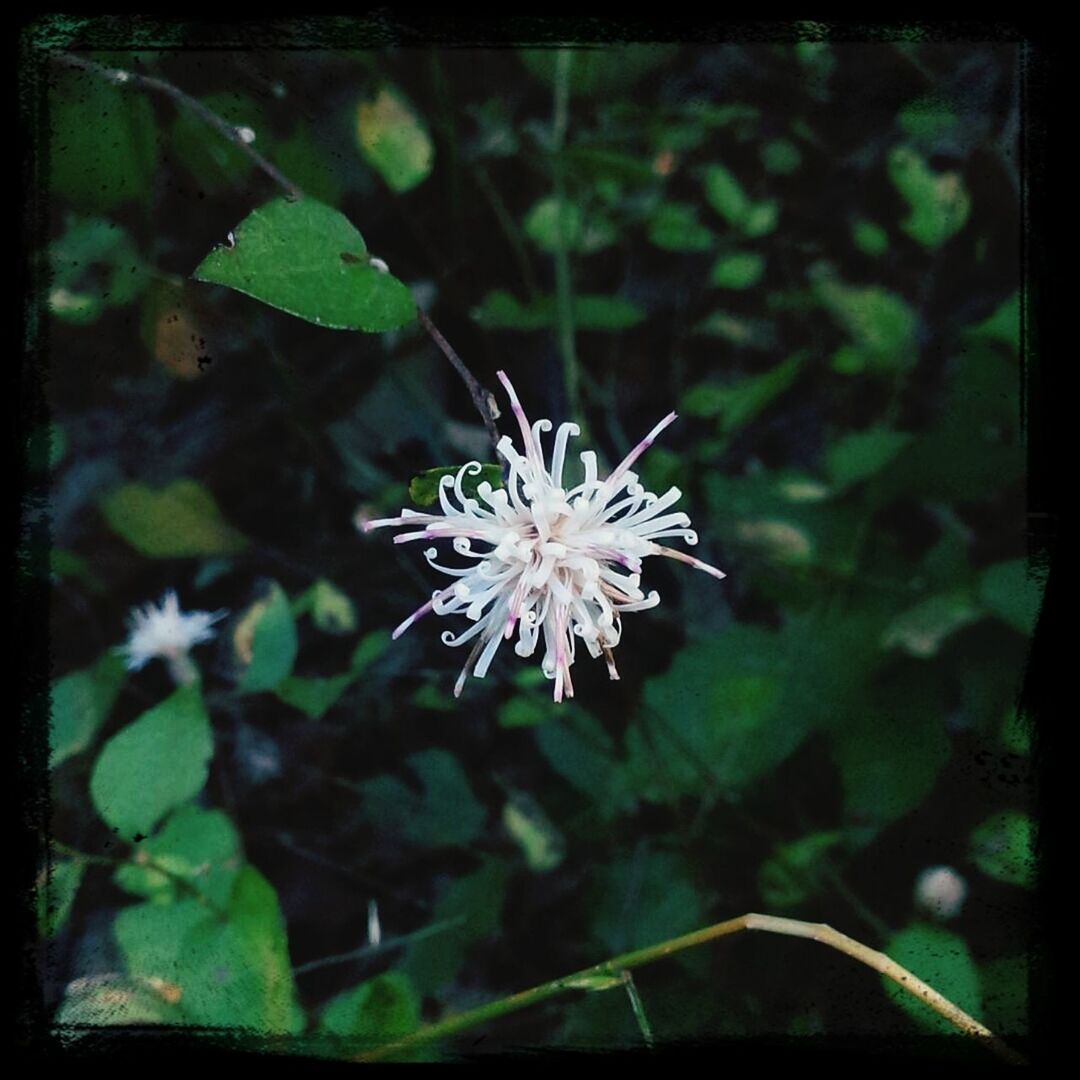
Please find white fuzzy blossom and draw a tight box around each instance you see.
[121,590,226,684]
[363,370,725,701]
[914,865,968,921]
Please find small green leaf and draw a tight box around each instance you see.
[409,464,504,508]
[966,292,1019,353]
[358,748,486,848]
[888,146,971,249]
[647,202,716,252]
[813,273,918,374]
[502,792,565,873]
[237,583,298,693]
[498,696,550,728]
[50,651,126,769]
[55,974,181,1027]
[356,86,434,193]
[681,354,803,436]
[320,972,421,1047]
[978,559,1043,636]
[709,251,765,290]
[472,290,644,331]
[826,427,913,491]
[524,196,583,253]
[703,164,779,236]
[881,592,982,658]
[37,859,86,938]
[275,673,353,720]
[193,196,416,332]
[49,217,148,325]
[90,685,213,841]
[882,923,981,1033]
[897,94,960,148]
[758,831,845,910]
[309,578,357,635]
[100,479,248,558]
[350,629,391,674]
[969,811,1036,889]
[852,219,889,257]
[112,806,242,907]
[761,138,801,174]
[273,124,344,207]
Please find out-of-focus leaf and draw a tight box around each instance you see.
[703,164,779,237]
[978,559,1043,636]
[888,146,971,249]
[691,310,777,350]
[502,792,565,872]
[709,251,765,289]
[881,592,982,658]
[813,270,918,374]
[235,582,299,693]
[966,292,1019,353]
[681,354,803,437]
[758,831,845,910]
[171,91,266,193]
[55,974,182,1027]
[969,811,1036,888]
[898,94,960,148]
[140,279,215,381]
[592,850,704,956]
[524,196,582,252]
[320,972,421,1049]
[882,923,981,1033]
[761,138,801,174]
[100,479,248,558]
[298,578,357,635]
[648,202,716,252]
[350,629,391,675]
[520,45,678,97]
[981,954,1029,1036]
[358,748,485,848]
[852,219,889,257]
[356,86,434,193]
[274,123,344,206]
[193,196,416,332]
[113,806,242,907]
[89,684,213,841]
[37,859,86,938]
[403,859,509,997]
[472,290,644,331]
[275,672,353,720]
[825,427,912,491]
[50,651,126,769]
[50,69,157,212]
[498,696,550,728]
[49,217,147,325]
[409,464,504,508]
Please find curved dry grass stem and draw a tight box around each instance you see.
[358,911,1025,1064]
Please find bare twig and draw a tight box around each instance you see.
[358,911,1025,1064]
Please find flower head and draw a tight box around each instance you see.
[121,590,227,679]
[363,371,725,701]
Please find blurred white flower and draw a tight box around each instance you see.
[914,864,968,921]
[363,370,725,701]
[121,590,226,684]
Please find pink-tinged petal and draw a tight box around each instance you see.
[653,544,727,580]
[605,411,678,490]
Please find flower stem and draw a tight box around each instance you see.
[357,912,1024,1064]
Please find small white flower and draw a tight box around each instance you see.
[364,371,725,701]
[914,865,968,921]
[121,590,227,682]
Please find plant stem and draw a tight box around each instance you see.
[622,969,655,1048]
[551,48,584,432]
[357,912,1023,1064]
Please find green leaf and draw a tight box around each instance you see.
[193,196,416,332]
[898,94,960,147]
[709,251,765,289]
[403,859,509,997]
[498,696,550,728]
[89,685,213,841]
[272,124,344,207]
[882,923,981,1033]
[37,859,86,938]
[966,292,1019,353]
[978,559,1043,636]
[170,91,266,194]
[275,673,353,720]
[681,354,803,436]
[852,219,889,257]
[116,868,303,1032]
[881,592,982,658]
[49,217,148,325]
[825,427,913,491]
[758,831,845,910]
[761,138,802,174]
[320,972,421,1049]
[100,478,248,558]
[55,974,182,1027]
[113,806,242,908]
[472,290,644,331]
[237,582,299,693]
[358,748,486,847]
[350,629,392,675]
[519,45,678,97]
[981,954,1029,1036]
[409,463,504,508]
[524,196,583,253]
[50,68,157,212]
[888,146,971,249]
[813,272,918,374]
[647,202,716,252]
[969,811,1036,889]
[50,651,126,769]
[307,578,358,635]
[703,164,779,236]
[356,86,434,193]
[502,792,565,873]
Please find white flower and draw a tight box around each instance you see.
[914,865,968,921]
[363,370,725,701]
[121,590,227,681]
